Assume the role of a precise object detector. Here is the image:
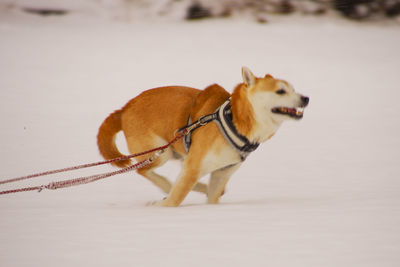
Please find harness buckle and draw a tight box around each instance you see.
[199,118,208,126]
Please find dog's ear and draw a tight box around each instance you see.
[242,67,256,87]
[264,74,274,79]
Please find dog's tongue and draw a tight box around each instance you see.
[281,107,297,115]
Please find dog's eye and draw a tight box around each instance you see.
[276,89,286,95]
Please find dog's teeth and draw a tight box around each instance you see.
[296,107,304,116]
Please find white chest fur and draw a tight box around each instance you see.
[200,144,242,177]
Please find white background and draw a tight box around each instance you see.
[1,3,400,267]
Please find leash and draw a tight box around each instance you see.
[0,129,187,195]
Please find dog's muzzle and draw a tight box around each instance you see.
[271,95,310,119]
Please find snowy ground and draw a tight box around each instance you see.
[1,6,400,267]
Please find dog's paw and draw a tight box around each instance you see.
[146,199,163,207]
[146,197,169,207]
[146,197,179,207]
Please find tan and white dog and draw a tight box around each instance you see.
[97,67,309,207]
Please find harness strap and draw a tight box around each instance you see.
[182,112,217,153]
[179,100,259,160]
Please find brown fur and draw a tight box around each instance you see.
[230,83,256,137]
[97,109,129,167]
[189,84,230,120]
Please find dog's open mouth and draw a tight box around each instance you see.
[271,107,304,119]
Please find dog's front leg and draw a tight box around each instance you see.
[154,157,201,207]
[207,163,241,204]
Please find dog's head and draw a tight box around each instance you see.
[242,67,309,123]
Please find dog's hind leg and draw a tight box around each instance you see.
[207,164,241,204]
[138,168,207,195]
[192,182,208,194]
[137,168,172,194]
[125,134,174,194]
[128,137,207,195]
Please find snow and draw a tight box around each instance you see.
[1,5,400,267]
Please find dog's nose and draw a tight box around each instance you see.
[301,96,309,107]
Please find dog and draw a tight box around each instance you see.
[97,67,309,207]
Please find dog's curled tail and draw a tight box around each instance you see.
[97,109,131,168]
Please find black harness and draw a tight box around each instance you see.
[179,100,259,161]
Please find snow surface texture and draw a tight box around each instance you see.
[1,5,400,267]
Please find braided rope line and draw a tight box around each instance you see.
[0,159,153,195]
[44,158,153,191]
[0,130,186,195]
[0,185,44,195]
[0,130,186,187]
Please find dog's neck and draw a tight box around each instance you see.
[249,115,282,143]
[230,84,281,144]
